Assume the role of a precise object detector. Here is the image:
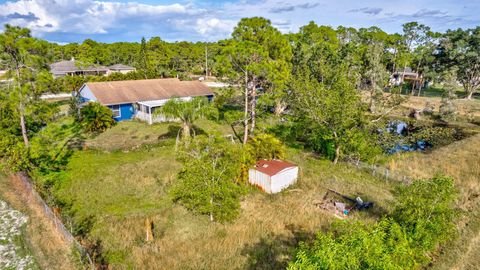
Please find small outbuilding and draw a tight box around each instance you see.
[248,159,299,194]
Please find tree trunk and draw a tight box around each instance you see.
[250,77,257,134]
[20,111,29,147]
[333,144,340,165]
[274,100,286,116]
[466,91,473,100]
[333,132,340,165]
[243,70,249,145]
[209,196,214,222]
[182,122,191,139]
[16,66,29,147]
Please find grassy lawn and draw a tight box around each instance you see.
[85,119,234,152]
[387,133,480,270]
[53,122,397,269]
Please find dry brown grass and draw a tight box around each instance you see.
[0,173,78,270]
[400,95,480,117]
[58,144,395,269]
[387,133,480,270]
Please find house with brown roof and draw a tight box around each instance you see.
[77,78,214,123]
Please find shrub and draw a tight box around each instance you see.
[392,175,457,253]
[80,102,116,133]
[289,175,458,269]
[246,134,286,161]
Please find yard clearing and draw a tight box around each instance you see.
[52,122,397,269]
[387,133,480,270]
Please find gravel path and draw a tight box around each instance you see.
[0,200,37,270]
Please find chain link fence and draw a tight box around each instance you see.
[16,173,94,269]
[348,160,412,185]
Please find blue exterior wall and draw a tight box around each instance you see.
[108,103,135,121]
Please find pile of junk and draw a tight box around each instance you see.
[314,189,374,219]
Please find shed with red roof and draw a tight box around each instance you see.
[248,159,299,194]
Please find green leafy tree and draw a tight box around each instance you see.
[156,97,214,141]
[138,37,149,77]
[439,27,480,99]
[290,71,366,164]
[232,17,293,116]
[217,39,267,144]
[170,136,245,222]
[218,17,292,144]
[80,102,115,133]
[0,24,46,146]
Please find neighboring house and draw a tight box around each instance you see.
[248,159,299,194]
[390,67,422,86]
[107,64,136,74]
[50,59,109,78]
[77,78,214,124]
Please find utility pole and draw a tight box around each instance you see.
[205,45,208,80]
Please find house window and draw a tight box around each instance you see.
[111,105,121,118]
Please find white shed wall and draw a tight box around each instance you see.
[270,167,299,193]
[248,169,272,193]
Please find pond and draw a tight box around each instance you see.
[380,121,433,154]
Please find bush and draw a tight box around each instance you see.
[289,175,458,269]
[392,175,457,253]
[80,102,116,133]
[246,134,286,161]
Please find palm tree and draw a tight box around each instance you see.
[156,97,212,141]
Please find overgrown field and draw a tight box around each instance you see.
[51,121,397,269]
[388,133,480,270]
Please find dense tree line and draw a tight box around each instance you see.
[1,18,479,169]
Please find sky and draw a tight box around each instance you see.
[0,0,479,44]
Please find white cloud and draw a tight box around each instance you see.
[195,18,236,36]
[0,0,203,37]
[0,0,478,42]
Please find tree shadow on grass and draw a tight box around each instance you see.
[157,124,207,140]
[241,224,315,270]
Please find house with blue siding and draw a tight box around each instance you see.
[77,78,214,124]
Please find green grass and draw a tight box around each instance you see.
[53,123,397,269]
[85,119,234,152]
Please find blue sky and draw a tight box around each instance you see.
[0,0,479,43]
